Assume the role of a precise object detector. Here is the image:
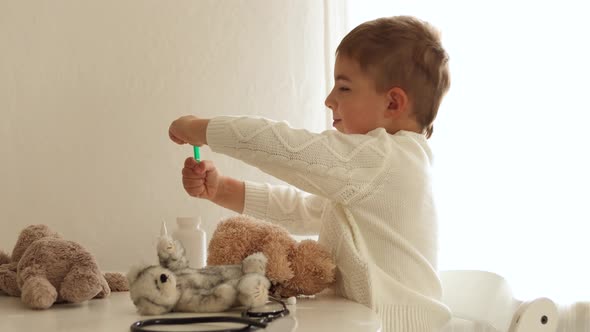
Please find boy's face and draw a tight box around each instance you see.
[325,55,390,134]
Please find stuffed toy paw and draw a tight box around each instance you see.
[127,235,271,315]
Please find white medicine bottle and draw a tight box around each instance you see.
[172,217,206,269]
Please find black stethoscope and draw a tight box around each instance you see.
[130,297,290,332]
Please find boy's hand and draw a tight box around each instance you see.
[182,157,220,200]
[169,115,209,146]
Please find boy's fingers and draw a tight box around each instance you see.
[184,157,198,168]
[169,132,186,144]
[182,158,214,179]
[184,157,213,170]
[182,167,204,178]
[183,178,204,189]
[196,160,216,172]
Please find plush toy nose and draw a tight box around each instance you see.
[160,274,168,283]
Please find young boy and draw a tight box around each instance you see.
[169,16,451,332]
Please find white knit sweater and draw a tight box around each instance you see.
[206,116,451,331]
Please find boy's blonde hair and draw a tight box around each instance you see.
[337,16,450,138]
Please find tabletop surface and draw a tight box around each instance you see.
[0,291,381,332]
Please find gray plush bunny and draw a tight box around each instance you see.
[127,235,270,315]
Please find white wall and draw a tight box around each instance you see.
[0,0,330,271]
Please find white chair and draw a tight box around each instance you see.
[440,270,558,332]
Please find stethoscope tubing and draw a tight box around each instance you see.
[130,298,288,332]
[130,315,267,332]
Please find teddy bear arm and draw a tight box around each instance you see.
[262,246,294,283]
[103,272,129,292]
[93,273,112,299]
[0,250,10,265]
[241,252,268,275]
[157,236,189,272]
[59,265,105,303]
[0,262,21,297]
[20,275,58,309]
[236,274,270,308]
[283,240,336,296]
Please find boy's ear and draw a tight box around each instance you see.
[386,87,410,116]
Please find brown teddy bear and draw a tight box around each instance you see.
[0,224,128,309]
[207,215,336,298]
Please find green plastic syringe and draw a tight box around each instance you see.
[193,145,200,162]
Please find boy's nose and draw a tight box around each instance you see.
[324,94,335,110]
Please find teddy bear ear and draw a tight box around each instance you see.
[127,264,151,285]
[0,250,10,265]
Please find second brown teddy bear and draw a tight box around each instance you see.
[207,215,336,298]
[0,224,128,309]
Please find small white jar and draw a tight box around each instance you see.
[172,217,206,269]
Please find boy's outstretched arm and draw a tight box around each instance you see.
[172,118,326,233]
[212,176,245,213]
[170,115,395,205]
[205,116,395,205]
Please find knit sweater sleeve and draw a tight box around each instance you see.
[242,181,326,235]
[206,116,393,205]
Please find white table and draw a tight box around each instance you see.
[0,291,381,332]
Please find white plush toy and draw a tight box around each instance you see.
[127,235,271,315]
